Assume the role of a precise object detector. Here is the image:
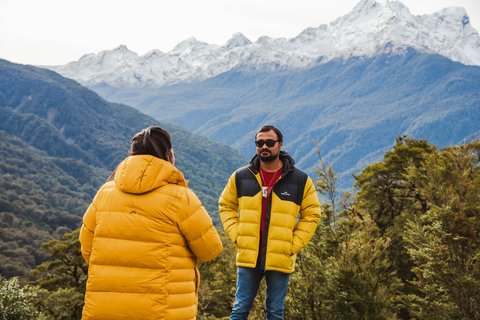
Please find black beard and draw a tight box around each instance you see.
[259,152,278,162]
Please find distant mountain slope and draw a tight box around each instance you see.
[0,58,248,278]
[0,59,248,218]
[0,60,148,169]
[44,0,480,88]
[89,51,480,189]
[0,130,108,278]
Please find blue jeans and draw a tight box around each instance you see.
[230,265,291,320]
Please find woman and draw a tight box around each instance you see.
[79,126,222,319]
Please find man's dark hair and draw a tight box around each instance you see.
[255,125,283,142]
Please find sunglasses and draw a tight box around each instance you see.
[255,139,279,148]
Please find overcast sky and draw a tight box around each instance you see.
[0,0,479,66]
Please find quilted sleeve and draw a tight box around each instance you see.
[79,202,97,265]
[218,172,240,244]
[178,188,223,262]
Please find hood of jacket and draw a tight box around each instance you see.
[249,150,295,174]
[114,155,186,194]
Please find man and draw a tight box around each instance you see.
[219,125,321,319]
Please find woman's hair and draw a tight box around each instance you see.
[108,126,173,181]
[129,126,173,161]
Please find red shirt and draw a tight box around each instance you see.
[258,167,282,263]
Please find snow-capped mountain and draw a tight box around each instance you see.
[45,0,480,88]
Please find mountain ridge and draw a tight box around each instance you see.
[27,0,480,191]
[88,50,480,189]
[44,0,480,88]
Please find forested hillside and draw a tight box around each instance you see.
[2,137,478,319]
[0,131,107,279]
[0,59,246,280]
[0,59,247,216]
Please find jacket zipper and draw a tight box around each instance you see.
[254,166,292,271]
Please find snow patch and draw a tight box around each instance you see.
[44,0,480,89]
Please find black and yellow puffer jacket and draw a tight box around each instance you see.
[219,151,321,273]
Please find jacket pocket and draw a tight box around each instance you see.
[288,253,296,270]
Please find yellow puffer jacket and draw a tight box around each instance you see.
[80,155,222,320]
[219,151,321,274]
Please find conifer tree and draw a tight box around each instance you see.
[30,229,87,319]
[404,141,480,319]
[284,141,403,319]
[353,136,434,229]
[353,136,435,316]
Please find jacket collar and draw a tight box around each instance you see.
[249,150,295,175]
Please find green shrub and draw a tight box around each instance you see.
[0,277,38,320]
